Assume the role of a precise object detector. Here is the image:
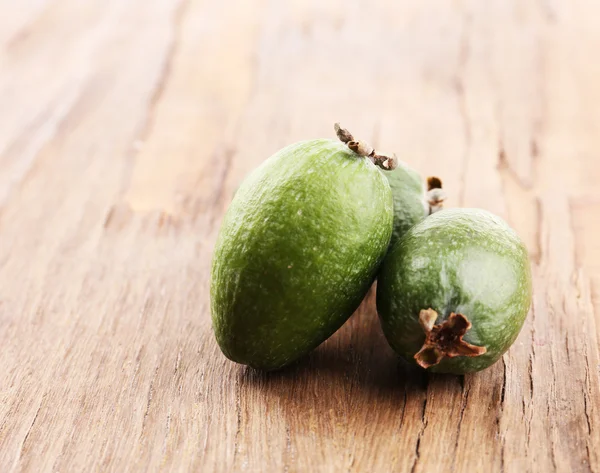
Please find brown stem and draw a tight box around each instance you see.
[425,176,446,215]
[427,176,442,191]
[414,309,486,369]
[334,123,398,170]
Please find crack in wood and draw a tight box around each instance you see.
[533,198,543,265]
[233,381,243,465]
[582,336,594,470]
[138,361,161,444]
[12,394,45,469]
[121,0,191,196]
[496,145,534,192]
[209,146,237,223]
[451,380,470,472]
[409,376,429,473]
[497,359,507,473]
[161,408,172,462]
[145,0,190,143]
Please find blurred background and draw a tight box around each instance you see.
[1,1,599,472]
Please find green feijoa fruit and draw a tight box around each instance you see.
[377,208,532,374]
[385,165,445,247]
[211,137,394,370]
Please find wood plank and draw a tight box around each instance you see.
[0,0,598,471]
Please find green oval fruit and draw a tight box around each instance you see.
[377,208,532,374]
[211,139,393,370]
[385,161,428,246]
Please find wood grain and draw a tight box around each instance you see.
[1,1,599,472]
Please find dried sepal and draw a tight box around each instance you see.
[418,308,438,331]
[426,188,446,215]
[414,309,486,369]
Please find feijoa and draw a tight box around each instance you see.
[376,208,532,374]
[211,128,394,370]
[385,163,446,247]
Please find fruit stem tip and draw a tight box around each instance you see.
[427,176,443,190]
[333,122,398,171]
[334,122,353,143]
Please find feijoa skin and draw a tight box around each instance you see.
[385,164,446,248]
[211,139,393,371]
[377,208,532,374]
[385,161,428,246]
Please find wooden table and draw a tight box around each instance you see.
[1,1,599,472]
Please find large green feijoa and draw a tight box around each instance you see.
[376,208,532,374]
[385,164,445,247]
[211,138,393,370]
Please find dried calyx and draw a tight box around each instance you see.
[426,177,446,215]
[334,123,398,170]
[414,309,486,369]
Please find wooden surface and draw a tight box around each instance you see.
[1,1,600,472]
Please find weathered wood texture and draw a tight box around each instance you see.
[1,1,599,472]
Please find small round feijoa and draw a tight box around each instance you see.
[376,208,532,374]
